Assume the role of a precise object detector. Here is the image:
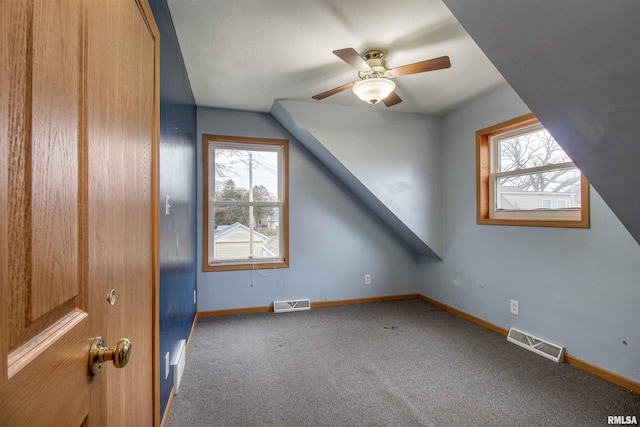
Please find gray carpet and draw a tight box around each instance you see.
[167,300,640,426]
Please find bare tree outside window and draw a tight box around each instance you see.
[214,148,278,227]
[498,128,580,194]
[494,125,581,211]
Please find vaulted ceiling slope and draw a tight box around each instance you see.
[272,100,444,259]
[443,0,640,245]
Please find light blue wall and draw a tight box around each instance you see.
[195,88,640,383]
[272,100,443,259]
[197,107,419,311]
[420,84,640,382]
[443,0,640,245]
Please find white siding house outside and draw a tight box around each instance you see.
[498,186,580,211]
[214,222,274,260]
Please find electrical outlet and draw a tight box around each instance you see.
[165,352,170,379]
[510,299,519,315]
[194,289,197,305]
[364,274,371,285]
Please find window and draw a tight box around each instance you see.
[203,134,289,271]
[476,113,589,227]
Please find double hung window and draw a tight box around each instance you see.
[203,134,289,271]
[476,114,589,227]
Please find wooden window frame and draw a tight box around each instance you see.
[203,134,289,272]
[476,113,590,228]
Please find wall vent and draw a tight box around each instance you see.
[507,327,564,363]
[171,339,186,393]
[273,299,311,313]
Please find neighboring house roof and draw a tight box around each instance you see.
[263,238,279,256]
[214,222,271,242]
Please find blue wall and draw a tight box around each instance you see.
[197,108,419,311]
[420,84,640,383]
[148,0,197,418]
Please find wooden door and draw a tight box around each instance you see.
[0,0,159,425]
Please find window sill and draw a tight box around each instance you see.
[203,260,289,272]
[477,217,589,228]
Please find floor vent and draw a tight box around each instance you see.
[273,299,311,313]
[507,327,564,363]
[171,339,186,393]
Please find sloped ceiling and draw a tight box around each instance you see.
[272,99,444,258]
[443,0,640,245]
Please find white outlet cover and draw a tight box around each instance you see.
[510,300,519,315]
[165,195,171,215]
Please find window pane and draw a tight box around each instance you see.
[213,205,251,260]
[496,168,581,210]
[212,205,280,261]
[214,177,248,202]
[498,128,572,172]
[214,148,279,201]
[255,207,280,259]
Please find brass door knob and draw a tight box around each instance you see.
[89,336,132,376]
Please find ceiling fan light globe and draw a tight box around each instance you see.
[352,78,395,105]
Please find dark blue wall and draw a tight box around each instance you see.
[148,0,197,419]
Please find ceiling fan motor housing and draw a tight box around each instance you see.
[359,49,393,79]
[363,49,388,71]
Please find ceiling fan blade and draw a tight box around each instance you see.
[332,48,371,70]
[390,56,451,77]
[312,81,357,100]
[383,91,402,107]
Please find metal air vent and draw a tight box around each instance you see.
[273,299,311,313]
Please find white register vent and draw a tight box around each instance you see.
[171,339,187,393]
[507,327,564,363]
[273,299,311,313]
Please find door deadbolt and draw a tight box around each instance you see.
[107,289,117,305]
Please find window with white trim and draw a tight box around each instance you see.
[203,134,289,271]
[476,114,589,228]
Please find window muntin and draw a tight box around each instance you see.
[203,135,289,271]
[476,114,589,227]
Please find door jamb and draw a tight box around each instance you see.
[132,1,161,426]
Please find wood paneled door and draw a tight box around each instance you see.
[0,0,159,425]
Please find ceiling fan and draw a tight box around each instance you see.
[312,48,451,107]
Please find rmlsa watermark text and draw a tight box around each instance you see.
[608,415,638,425]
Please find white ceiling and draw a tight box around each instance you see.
[167,0,507,115]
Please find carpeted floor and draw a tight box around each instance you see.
[167,299,640,426]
